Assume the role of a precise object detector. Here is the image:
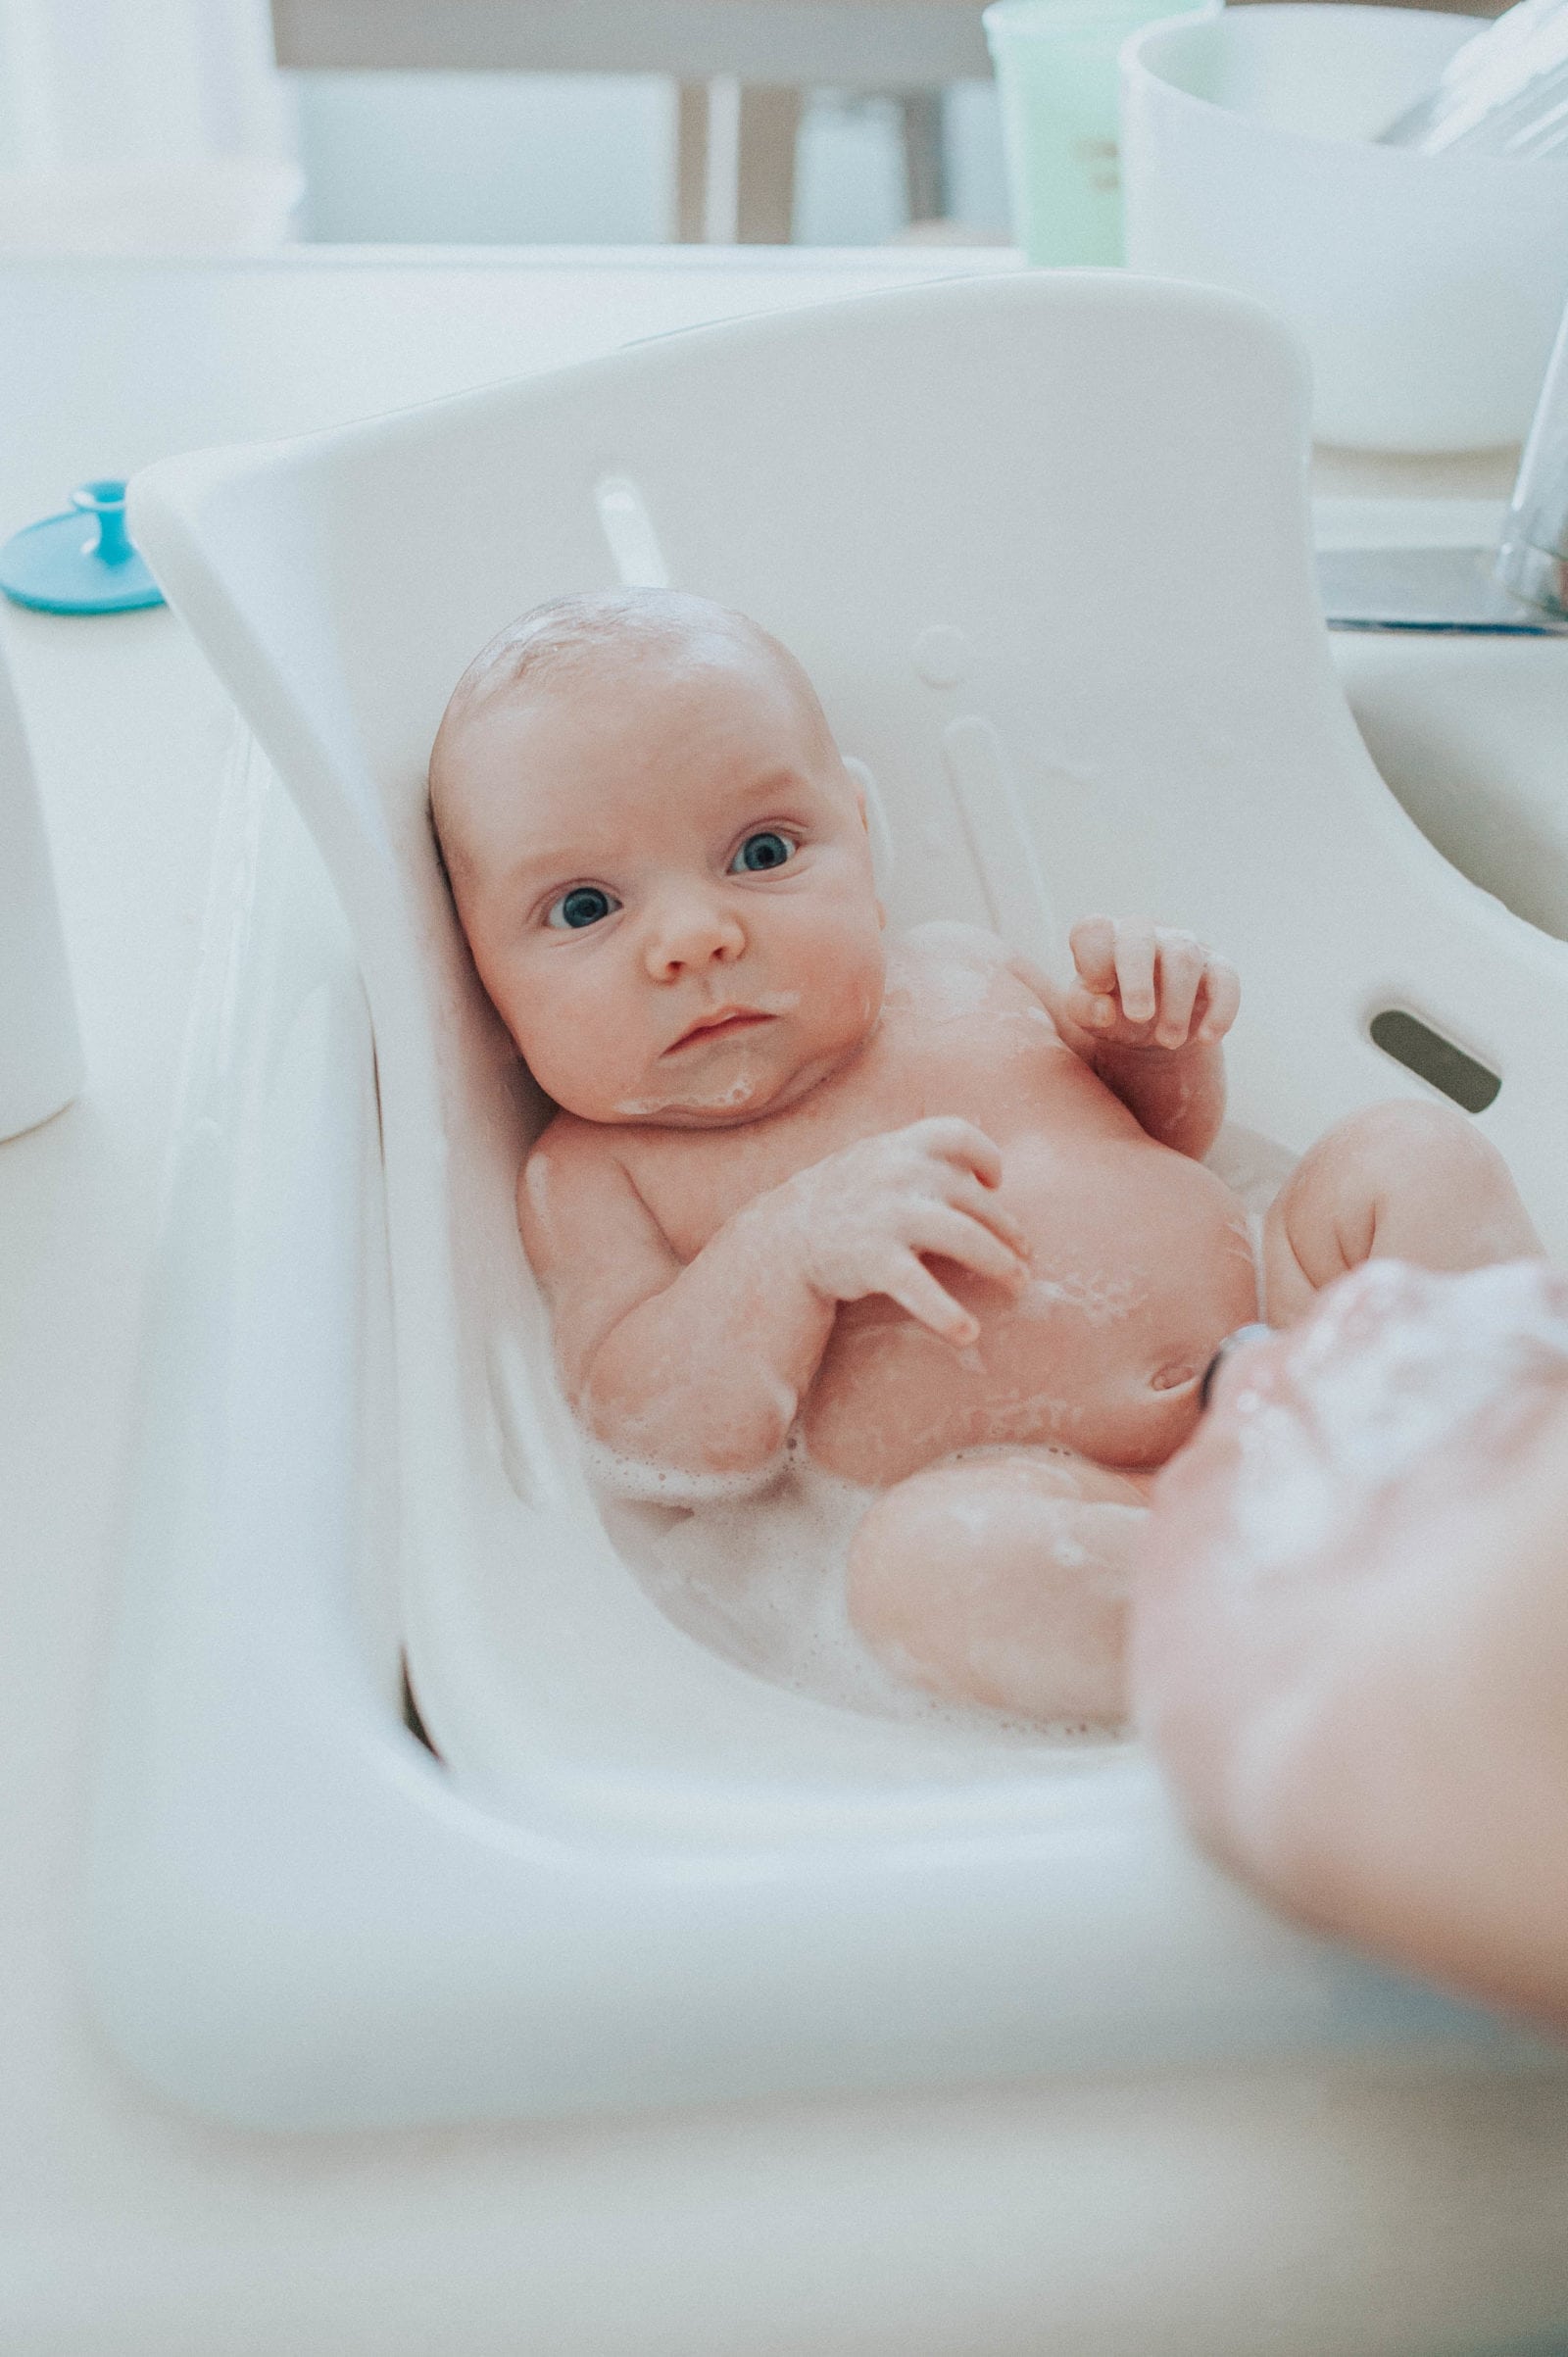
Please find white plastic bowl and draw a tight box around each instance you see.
[1121,4,1568,453]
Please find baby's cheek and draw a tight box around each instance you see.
[784,901,885,1034]
[513,973,650,1113]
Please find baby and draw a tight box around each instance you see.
[429,587,1542,1728]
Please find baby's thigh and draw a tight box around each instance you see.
[846,1449,1148,1727]
[1263,1100,1542,1325]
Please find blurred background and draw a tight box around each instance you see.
[0,0,1501,257]
[0,0,1014,250]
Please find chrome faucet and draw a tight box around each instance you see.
[1318,296,1568,635]
[1496,300,1568,615]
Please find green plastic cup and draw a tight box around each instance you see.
[986,0,1213,266]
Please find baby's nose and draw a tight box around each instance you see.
[644,888,745,977]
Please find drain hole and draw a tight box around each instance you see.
[1369,1008,1500,1113]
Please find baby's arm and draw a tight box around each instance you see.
[1014,917,1239,1160]
[519,1116,1030,1481]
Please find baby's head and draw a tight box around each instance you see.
[430,588,885,1127]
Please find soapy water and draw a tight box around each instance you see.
[600,1434,1108,1744]
[579,1125,1294,1742]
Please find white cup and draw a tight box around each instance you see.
[1120,4,1568,453]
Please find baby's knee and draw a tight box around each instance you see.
[846,1454,1145,1726]
[1321,1098,1488,1189]
[1321,1099,1539,1250]
[1270,1099,1539,1312]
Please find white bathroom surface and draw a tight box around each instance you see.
[1,249,1564,2357]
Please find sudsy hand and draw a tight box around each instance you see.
[1060,916,1240,1053]
[1130,1258,1568,2022]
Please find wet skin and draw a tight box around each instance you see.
[610,927,1259,1489]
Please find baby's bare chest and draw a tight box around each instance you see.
[623,984,1136,1265]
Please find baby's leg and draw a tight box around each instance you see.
[846,1450,1149,1726]
[1263,1100,1542,1327]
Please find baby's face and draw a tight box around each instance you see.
[438,638,886,1126]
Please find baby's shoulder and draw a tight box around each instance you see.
[517,1109,639,1254]
[897,918,1012,973]
[888,921,1047,1013]
[522,1105,611,1176]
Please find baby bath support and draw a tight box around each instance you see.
[103,273,1568,2132]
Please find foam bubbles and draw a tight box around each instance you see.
[614,1071,761,1120]
[576,1428,786,1506]
[600,1436,1117,1745]
[1223,1258,1568,1578]
[1013,1271,1143,1326]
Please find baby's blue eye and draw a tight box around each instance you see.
[547,885,618,931]
[731,831,794,874]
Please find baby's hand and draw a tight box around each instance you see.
[1063,916,1239,1052]
[783,1117,1030,1349]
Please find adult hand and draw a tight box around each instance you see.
[1132,1255,1568,2027]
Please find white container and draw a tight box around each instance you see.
[1121,4,1568,453]
[0,639,83,1139]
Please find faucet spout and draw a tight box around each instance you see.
[1316,289,1568,636]
[1495,296,1568,617]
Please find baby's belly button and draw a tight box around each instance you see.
[802,1320,1215,1483]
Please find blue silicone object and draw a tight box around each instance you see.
[0,479,164,614]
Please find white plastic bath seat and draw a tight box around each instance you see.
[102,274,1568,2131]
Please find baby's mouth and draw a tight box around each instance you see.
[664,1008,775,1055]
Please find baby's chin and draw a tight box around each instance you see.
[608,1068,772,1125]
[569,1035,853,1128]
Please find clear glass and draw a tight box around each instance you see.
[1381,0,1568,156]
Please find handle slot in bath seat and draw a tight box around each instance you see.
[1369,1006,1503,1112]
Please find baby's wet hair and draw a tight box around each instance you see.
[428,586,835,879]
[433,586,821,752]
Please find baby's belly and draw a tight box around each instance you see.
[802,1143,1259,1489]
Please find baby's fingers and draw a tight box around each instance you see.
[1195,957,1241,1044]
[950,1175,1032,1259]
[1061,977,1120,1034]
[1113,924,1158,1026]
[880,1251,980,1347]
[913,1116,1004,1191]
[1153,930,1205,1048]
[1068,914,1120,995]
[911,1203,1030,1294]
[1067,914,1137,1029]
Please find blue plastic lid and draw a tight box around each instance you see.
[0,480,164,615]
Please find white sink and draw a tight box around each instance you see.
[1322,499,1568,944]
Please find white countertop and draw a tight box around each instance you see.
[1,246,1562,2357]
